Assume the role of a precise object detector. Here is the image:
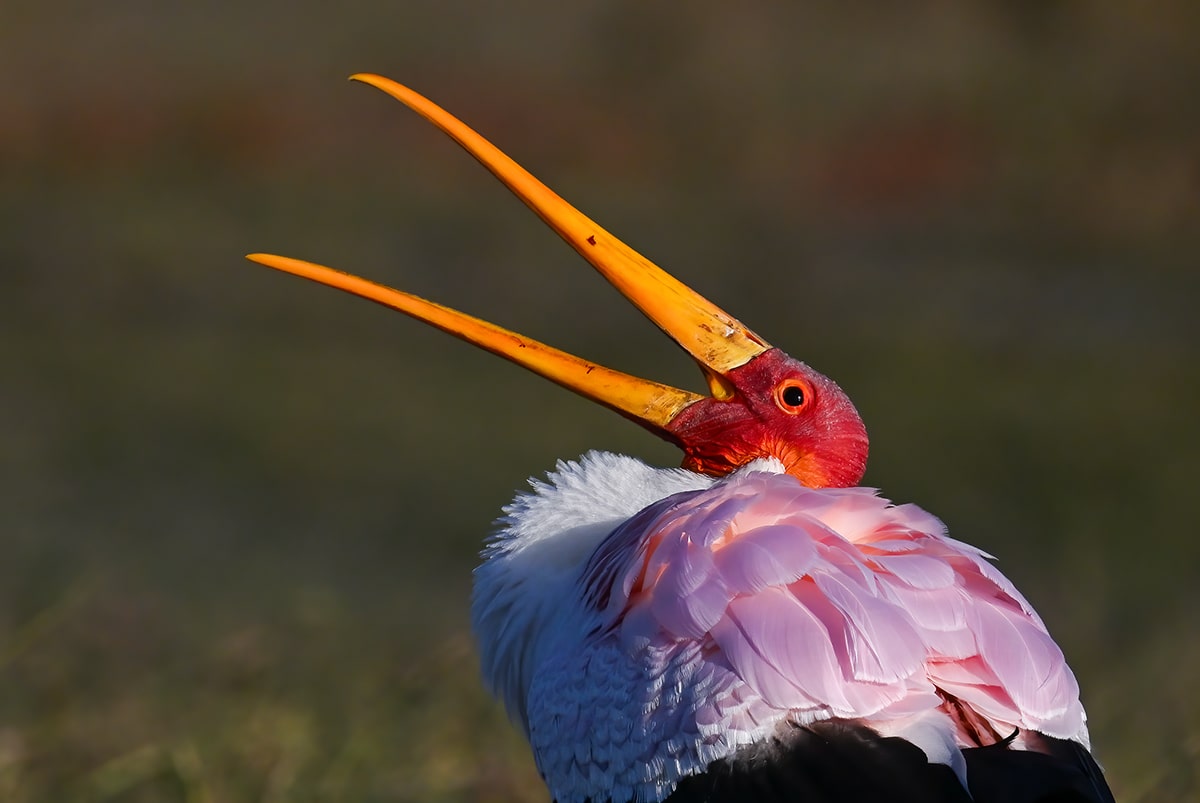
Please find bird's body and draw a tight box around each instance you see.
[478,451,1100,803]
[251,74,1114,802]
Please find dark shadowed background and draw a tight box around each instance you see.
[3,2,1197,801]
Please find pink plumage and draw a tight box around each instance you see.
[593,469,1084,739]
[479,454,1093,802]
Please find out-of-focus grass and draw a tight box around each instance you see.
[0,581,543,802]
[3,2,1198,801]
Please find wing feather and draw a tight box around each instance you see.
[515,459,1093,803]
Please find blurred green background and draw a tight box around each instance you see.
[3,2,1197,801]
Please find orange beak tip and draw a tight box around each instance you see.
[349,73,390,91]
[247,252,299,266]
[246,252,283,270]
[246,253,322,282]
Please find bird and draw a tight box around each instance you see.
[249,74,1114,803]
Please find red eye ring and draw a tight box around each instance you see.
[774,380,810,413]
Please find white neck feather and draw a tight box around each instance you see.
[470,451,718,731]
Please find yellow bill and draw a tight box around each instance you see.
[249,75,773,439]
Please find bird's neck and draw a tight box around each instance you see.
[470,451,721,730]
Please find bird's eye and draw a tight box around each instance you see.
[776,380,809,413]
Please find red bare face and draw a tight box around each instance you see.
[664,349,869,488]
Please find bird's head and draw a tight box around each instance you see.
[665,351,867,488]
[250,74,868,489]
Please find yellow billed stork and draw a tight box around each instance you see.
[249,74,1114,803]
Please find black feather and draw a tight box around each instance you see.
[605,722,1120,803]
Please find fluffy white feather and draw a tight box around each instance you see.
[472,451,717,731]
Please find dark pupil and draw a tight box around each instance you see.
[782,385,805,407]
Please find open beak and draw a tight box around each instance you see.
[248,74,771,442]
